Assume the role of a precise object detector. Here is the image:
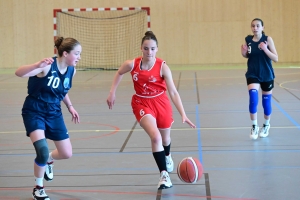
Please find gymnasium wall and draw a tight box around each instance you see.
[0,0,299,69]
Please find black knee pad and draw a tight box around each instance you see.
[33,138,49,166]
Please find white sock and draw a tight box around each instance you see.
[47,152,54,163]
[35,177,43,187]
[252,119,257,126]
[265,119,270,126]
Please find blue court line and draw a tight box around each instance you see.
[194,73,203,165]
[196,105,203,164]
[272,99,300,129]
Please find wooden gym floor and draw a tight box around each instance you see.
[0,65,300,200]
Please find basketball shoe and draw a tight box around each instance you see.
[259,124,270,138]
[165,154,174,173]
[158,171,172,189]
[44,162,53,181]
[32,185,50,200]
[250,125,259,140]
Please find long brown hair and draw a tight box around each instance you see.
[54,37,80,57]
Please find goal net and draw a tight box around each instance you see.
[54,7,150,70]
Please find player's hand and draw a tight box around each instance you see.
[68,106,80,124]
[182,116,196,128]
[241,44,248,55]
[259,41,268,51]
[107,93,116,110]
[37,57,54,68]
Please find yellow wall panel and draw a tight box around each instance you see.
[0,0,14,68]
[0,0,299,69]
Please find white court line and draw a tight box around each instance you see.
[0,126,298,134]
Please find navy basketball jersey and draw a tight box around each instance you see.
[245,34,275,82]
[27,57,74,103]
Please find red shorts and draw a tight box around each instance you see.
[131,93,173,129]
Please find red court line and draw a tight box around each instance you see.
[60,199,80,200]
[0,197,20,200]
[0,188,258,200]
[0,141,32,147]
[70,122,119,141]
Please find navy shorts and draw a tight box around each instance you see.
[22,96,69,141]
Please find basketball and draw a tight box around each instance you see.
[177,157,203,183]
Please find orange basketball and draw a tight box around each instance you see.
[177,157,203,183]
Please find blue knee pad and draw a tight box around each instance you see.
[249,89,259,114]
[33,138,49,167]
[262,94,272,115]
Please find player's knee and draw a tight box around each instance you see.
[33,138,49,166]
[262,94,272,115]
[162,138,171,146]
[60,150,72,159]
[150,133,162,145]
[249,89,259,114]
[160,131,171,145]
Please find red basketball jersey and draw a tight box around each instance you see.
[130,57,167,98]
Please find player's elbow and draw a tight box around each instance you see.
[15,70,24,77]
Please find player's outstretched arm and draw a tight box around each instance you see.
[162,63,196,128]
[15,57,54,77]
[107,60,133,109]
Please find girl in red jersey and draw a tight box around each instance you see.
[107,31,196,189]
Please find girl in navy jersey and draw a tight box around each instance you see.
[241,18,278,140]
[15,37,81,200]
[107,31,196,189]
